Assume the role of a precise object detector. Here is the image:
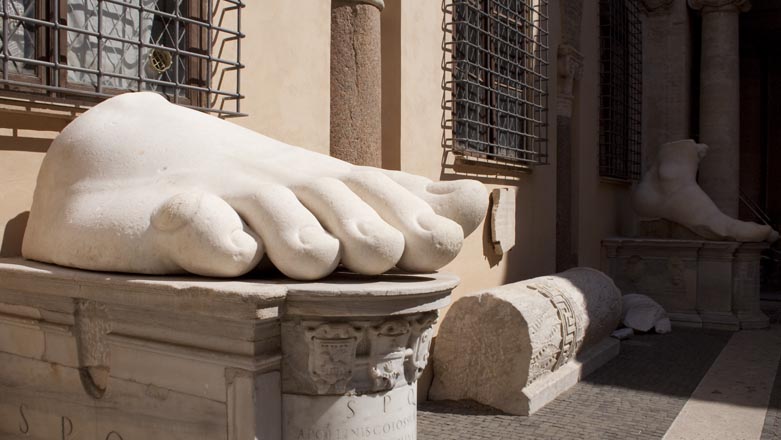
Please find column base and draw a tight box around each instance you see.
[737,311,770,330]
[668,311,704,328]
[699,311,740,331]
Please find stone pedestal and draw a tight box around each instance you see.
[602,238,768,330]
[733,242,770,329]
[280,278,448,439]
[0,258,455,440]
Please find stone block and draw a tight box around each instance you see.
[602,238,768,330]
[429,268,622,415]
[0,258,455,439]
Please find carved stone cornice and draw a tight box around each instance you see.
[557,45,584,117]
[640,0,674,15]
[688,0,751,13]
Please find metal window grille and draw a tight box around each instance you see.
[599,0,642,180]
[443,0,549,167]
[0,0,244,117]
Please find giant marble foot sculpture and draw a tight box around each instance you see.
[633,139,777,243]
[22,92,488,280]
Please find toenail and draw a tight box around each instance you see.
[230,229,254,251]
[425,182,456,195]
[297,225,335,248]
[417,213,441,233]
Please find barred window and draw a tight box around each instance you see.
[0,0,244,116]
[443,0,549,168]
[599,0,642,180]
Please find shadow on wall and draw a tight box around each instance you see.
[1,212,29,257]
[0,108,71,258]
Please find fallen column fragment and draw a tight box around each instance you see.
[429,267,622,415]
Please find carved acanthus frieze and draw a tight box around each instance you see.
[305,323,361,394]
[405,312,437,383]
[368,320,411,392]
[292,312,438,395]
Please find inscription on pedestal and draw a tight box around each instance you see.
[283,385,417,440]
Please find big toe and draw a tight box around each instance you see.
[423,179,488,236]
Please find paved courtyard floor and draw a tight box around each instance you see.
[418,315,781,439]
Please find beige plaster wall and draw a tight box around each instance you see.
[382,0,559,307]
[0,110,68,256]
[231,0,331,155]
[574,0,633,269]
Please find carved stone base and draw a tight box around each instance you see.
[0,258,455,440]
[602,238,769,330]
[521,338,619,415]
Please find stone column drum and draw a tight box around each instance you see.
[330,0,384,167]
[429,268,622,415]
[280,275,455,440]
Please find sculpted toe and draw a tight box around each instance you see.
[396,213,463,272]
[152,192,264,277]
[423,180,488,236]
[229,185,341,280]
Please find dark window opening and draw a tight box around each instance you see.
[598,0,642,180]
[443,0,550,168]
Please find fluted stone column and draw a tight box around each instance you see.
[689,0,751,218]
[330,0,384,166]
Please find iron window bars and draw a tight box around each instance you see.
[443,0,549,167]
[599,0,642,180]
[0,0,244,117]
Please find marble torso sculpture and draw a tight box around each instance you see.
[633,139,778,243]
[22,92,488,280]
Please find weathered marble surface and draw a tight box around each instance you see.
[22,92,488,281]
[429,268,622,415]
[633,139,777,243]
[0,258,455,440]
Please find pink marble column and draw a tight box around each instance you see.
[330,0,384,167]
[689,0,751,218]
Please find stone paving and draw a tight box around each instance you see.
[418,328,734,440]
[762,301,781,440]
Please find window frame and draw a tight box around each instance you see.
[0,0,244,117]
[443,0,550,169]
[598,0,643,182]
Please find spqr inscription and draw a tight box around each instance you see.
[11,404,124,440]
[284,385,417,440]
